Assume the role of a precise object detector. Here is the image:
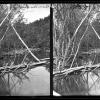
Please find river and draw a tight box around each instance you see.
[3,66,50,96]
[53,71,100,95]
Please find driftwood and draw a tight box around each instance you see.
[53,63,100,76]
[0,60,49,76]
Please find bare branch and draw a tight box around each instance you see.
[11,24,40,62]
[70,22,89,68]
[61,5,93,69]
[53,63,100,76]
[90,23,100,40]
[0,25,9,43]
[0,60,48,76]
[71,5,93,40]
[0,7,12,27]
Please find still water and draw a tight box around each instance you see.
[53,71,100,95]
[4,66,50,96]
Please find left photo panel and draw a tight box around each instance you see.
[0,4,50,96]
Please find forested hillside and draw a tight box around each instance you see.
[0,15,50,59]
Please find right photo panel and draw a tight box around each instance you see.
[53,4,100,95]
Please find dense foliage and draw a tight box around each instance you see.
[0,15,50,59]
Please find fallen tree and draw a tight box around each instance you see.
[53,62,100,76]
[0,60,50,76]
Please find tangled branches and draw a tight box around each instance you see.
[53,4,100,95]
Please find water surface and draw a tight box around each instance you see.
[5,66,50,96]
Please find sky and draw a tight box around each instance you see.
[23,8,50,24]
[12,4,50,24]
[15,4,50,24]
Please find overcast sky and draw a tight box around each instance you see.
[19,4,50,24]
[23,8,50,24]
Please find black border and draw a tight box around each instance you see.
[1,1,100,99]
[50,4,53,96]
[0,0,100,4]
[0,1,51,4]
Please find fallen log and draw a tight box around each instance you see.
[0,60,49,76]
[53,63,100,76]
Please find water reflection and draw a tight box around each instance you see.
[0,77,9,96]
[53,74,88,95]
[4,66,50,96]
[53,72,100,95]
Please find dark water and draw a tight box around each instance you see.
[53,74,88,95]
[3,66,50,96]
[0,77,9,96]
[0,51,50,96]
[53,72,100,95]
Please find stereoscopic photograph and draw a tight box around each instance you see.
[0,4,50,96]
[53,4,100,95]
[1,3,100,97]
